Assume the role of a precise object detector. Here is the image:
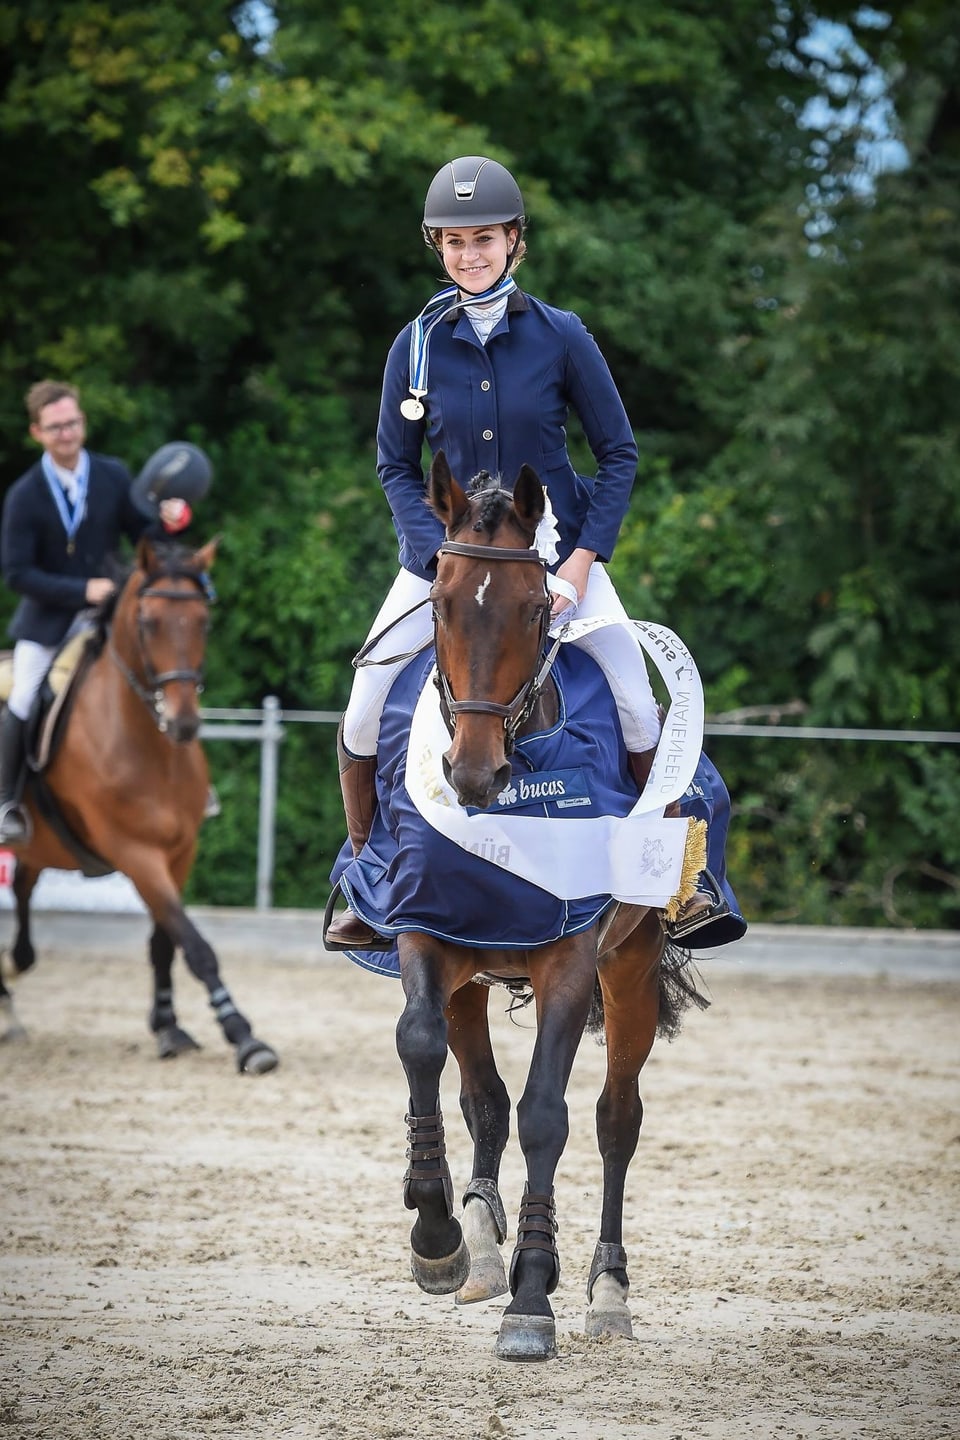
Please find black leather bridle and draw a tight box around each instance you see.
[108,566,214,731]
[432,540,562,754]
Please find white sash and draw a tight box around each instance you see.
[404,620,703,906]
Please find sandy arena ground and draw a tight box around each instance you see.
[1,920,958,1440]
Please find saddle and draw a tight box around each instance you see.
[0,624,113,875]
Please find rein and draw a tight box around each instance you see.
[108,567,212,732]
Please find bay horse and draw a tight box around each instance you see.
[0,536,278,1075]
[390,452,706,1360]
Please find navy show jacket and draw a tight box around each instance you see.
[2,451,150,646]
[376,290,639,580]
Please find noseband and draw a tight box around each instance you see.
[109,566,214,730]
[434,540,561,754]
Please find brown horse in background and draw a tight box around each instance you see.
[0,536,278,1075]
[392,453,705,1360]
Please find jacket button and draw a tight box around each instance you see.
[481,380,491,391]
[482,429,493,441]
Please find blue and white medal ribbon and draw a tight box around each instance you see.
[402,276,517,421]
[42,451,89,555]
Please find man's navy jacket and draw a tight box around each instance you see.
[2,452,149,646]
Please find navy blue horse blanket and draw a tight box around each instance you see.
[330,647,746,978]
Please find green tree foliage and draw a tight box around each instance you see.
[0,0,956,924]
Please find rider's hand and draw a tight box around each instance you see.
[85,577,115,605]
[550,548,595,617]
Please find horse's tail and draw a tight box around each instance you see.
[585,941,710,1043]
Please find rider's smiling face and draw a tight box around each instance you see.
[440,225,519,295]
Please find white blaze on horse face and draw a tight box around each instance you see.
[475,571,492,607]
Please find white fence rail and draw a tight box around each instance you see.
[199,700,960,911]
[6,703,952,916]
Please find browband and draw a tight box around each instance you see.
[439,541,542,563]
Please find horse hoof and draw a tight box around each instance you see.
[236,1038,279,1075]
[584,1308,634,1340]
[156,1025,201,1060]
[456,1254,509,1305]
[410,1237,471,1295]
[0,953,15,987]
[495,1313,558,1362]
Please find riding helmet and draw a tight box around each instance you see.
[130,441,212,518]
[422,156,525,232]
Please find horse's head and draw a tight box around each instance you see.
[110,536,219,743]
[426,451,550,809]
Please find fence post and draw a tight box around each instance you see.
[256,695,283,911]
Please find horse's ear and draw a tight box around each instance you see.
[192,534,221,572]
[136,536,158,571]
[513,464,545,531]
[426,451,470,533]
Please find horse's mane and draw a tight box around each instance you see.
[461,471,519,541]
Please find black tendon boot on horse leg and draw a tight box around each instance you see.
[0,709,30,845]
[325,720,381,948]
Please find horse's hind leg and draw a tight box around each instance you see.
[587,912,663,1342]
[11,860,39,976]
[131,848,278,1075]
[446,980,511,1304]
[147,923,201,1059]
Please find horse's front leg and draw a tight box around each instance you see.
[586,909,663,1341]
[147,922,202,1060]
[395,933,476,1295]
[446,977,511,1304]
[129,843,278,1075]
[498,931,599,1362]
[10,859,39,978]
[0,860,38,1042]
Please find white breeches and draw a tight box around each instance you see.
[342,563,660,758]
[9,640,56,721]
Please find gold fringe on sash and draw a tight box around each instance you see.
[663,817,707,922]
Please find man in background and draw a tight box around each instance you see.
[0,379,192,843]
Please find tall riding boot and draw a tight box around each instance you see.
[630,738,731,940]
[0,709,30,845]
[324,722,381,948]
[665,867,730,940]
[660,801,731,943]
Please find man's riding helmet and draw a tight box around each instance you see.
[130,441,213,518]
[422,156,526,267]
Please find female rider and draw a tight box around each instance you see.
[327,156,727,947]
